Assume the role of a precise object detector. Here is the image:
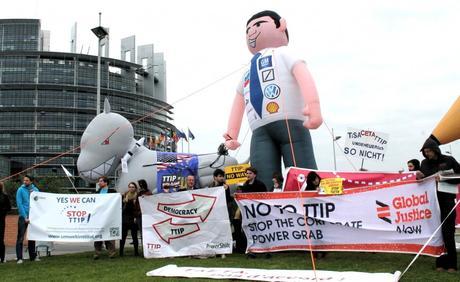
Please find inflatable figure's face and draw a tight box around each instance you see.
[246,15,288,55]
[77,100,134,182]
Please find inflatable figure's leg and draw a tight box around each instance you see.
[279,120,317,170]
[250,126,282,190]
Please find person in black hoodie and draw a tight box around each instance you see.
[418,135,460,273]
[0,182,11,263]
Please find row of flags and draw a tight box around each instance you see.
[148,128,195,149]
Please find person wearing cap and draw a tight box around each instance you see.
[418,135,460,273]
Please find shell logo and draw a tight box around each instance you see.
[266,102,279,114]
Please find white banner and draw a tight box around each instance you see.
[236,178,444,256]
[344,127,389,162]
[147,265,401,282]
[29,192,121,242]
[140,187,232,258]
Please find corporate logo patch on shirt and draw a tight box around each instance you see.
[262,69,275,82]
[243,71,250,87]
[266,102,279,114]
[264,84,281,99]
[258,55,272,70]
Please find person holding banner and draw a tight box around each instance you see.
[418,136,460,273]
[271,172,283,192]
[304,171,328,259]
[241,167,267,193]
[236,167,269,258]
[119,182,139,257]
[93,176,117,260]
[407,159,420,172]
[135,179,152,244]
[15,175,39,264]
[305,171,321,192]
[209,169,233,219]
[0,182,11,263]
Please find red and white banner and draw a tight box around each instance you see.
[139,187,232,258]
[283,167,416,191]
[236,177,444,256]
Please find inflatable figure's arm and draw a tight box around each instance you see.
[292,62,323,129]
[223,93,244,150]
[120,137,144,173]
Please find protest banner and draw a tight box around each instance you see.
[156,152,199,193]
[283,167,415,192]
[224,163,250,185]
[29,192,121,242]
[139,186,232,258]
[236,177,444,256]
[319,178,343,195]
[147,265,401,282]
[344,127,389,162]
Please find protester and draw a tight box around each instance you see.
[417,136,460,273]
[0,182,11,263]
[304,171,327,259]
[177,174,197,192]
[16,175,39,263]
[136,179,152,244]
[272,172,284,192]
[305,171,321,191]
[407,159,420,171]
[186,175,197,190]
[209,169,233,219]
[208,168,233,259]
[241,167,267,193]
[234,167,269,258]
[93,176,117,260]
[119,182,139,257]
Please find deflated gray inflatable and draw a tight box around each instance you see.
[77,99,237,193]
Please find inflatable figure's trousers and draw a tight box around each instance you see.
[250,119,317,190]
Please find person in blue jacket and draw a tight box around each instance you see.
[15,175,39,264]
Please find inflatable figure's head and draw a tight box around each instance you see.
[77,99,134,182]
[246,10,289,55]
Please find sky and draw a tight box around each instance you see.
[1,0,459,173]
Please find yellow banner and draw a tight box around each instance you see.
[319,178,343,195]
[224,164,250,185]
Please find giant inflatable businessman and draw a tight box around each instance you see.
[224,10,323,188]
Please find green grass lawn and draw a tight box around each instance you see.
[0,249,458,281]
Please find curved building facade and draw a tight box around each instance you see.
[0,19,174,177]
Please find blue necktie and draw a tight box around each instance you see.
[250,52,263,118]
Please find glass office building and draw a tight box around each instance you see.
[0,19,174,178]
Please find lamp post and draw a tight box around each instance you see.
[332,128,342,171]
[91,12,108,115]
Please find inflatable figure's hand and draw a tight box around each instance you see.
[224,140,241,150]
[223,133,241,150]
[302,103,323,129]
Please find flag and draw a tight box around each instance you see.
[176,129,187,142]
[188,128,195,140]
[148,135,155,149]
[172,132,179,143]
